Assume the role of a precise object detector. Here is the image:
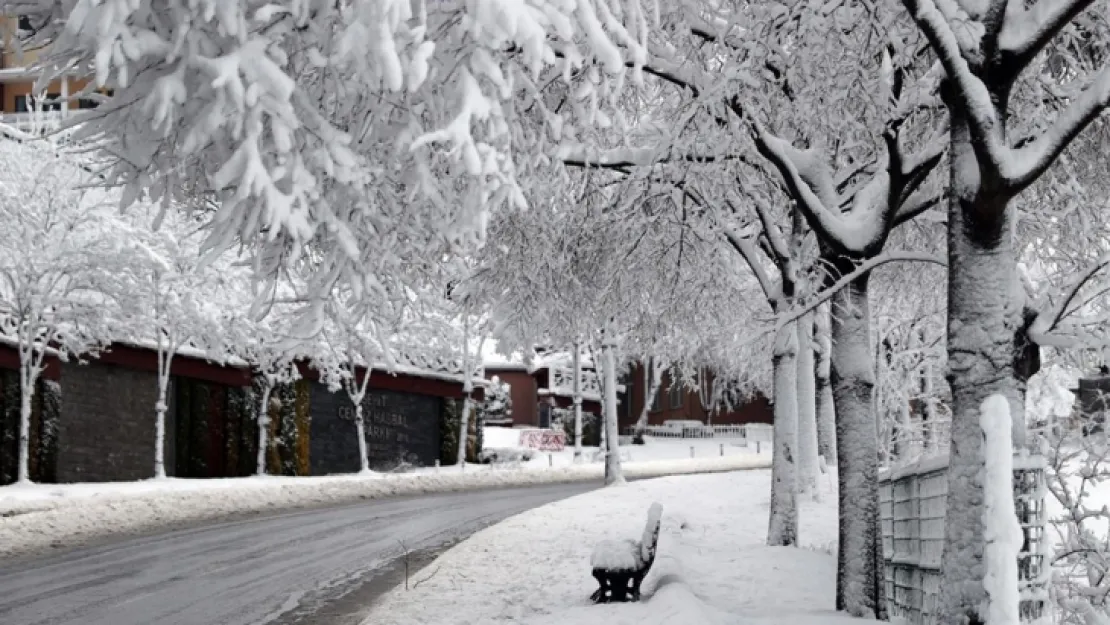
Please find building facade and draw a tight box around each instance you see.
[0,15,97,132]
[619,362,774,431]
[0,342,482,485]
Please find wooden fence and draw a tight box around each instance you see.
[879,453,1047,624]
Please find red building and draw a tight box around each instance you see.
[484,360,603,429]
[619,362,773,431]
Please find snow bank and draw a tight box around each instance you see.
[361,470,877,625]
[0,454,769,560]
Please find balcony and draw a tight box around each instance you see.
[548,367,602,399]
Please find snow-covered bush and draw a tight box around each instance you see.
[479,376,512,426]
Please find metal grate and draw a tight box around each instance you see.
[879,453,1047,624]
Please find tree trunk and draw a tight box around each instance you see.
[635,357,663,433]
[768,321,799,546]
[602,341,623,486]
[573,342,583,460]
[936,114,1023,625]
[829,270,886,619]
[17,364,33,484]
[815,306,837,466]
[457,395,473,467]
[154,369,170,479]
[796,312,821,500]
[256,379,274,476]
[355,403,370,473]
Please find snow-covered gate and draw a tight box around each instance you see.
[878,454,1047,624]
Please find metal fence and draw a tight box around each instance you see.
[879,453,1047,624]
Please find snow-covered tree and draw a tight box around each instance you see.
[318,296,391,475]
[235,298,304,477]
[894,0,1110,617]
[124,211,242,479]
[0,140,129,483]
[479,375,511,425]
[23,0,657,328]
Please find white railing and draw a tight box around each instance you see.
[879,453,1047,624]
[626,423,773,442]
[0,111,66,135]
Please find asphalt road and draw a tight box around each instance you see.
[0,481,596,625]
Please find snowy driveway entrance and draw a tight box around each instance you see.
[0,482,592,625]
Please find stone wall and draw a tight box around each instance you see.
[56,361,159,482]
[310,382,442,474]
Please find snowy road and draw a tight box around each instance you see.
[0,481,594,625]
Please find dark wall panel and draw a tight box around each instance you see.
[310,383,442,474]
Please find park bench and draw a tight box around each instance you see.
[589,502,663,603]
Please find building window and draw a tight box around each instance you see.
[669,382,683,409]
[650,383,662,412]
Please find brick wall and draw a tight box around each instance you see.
[56,361,159,482]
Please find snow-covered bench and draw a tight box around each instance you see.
[589,502,663,603]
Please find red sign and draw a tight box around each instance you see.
[519,429,566,451]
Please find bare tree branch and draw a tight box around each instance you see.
[893,193,943,227]
[775,251,947,329]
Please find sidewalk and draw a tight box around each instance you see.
[361,469,877,625]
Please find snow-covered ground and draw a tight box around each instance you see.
[0,449,768,560]
[362,469,869,625]
[482,426,768,467]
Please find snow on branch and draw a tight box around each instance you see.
[1005,64,1110,194]
[901,0,1009,175]
[750,125,856,250]
[999,0,1100,66]
[722,227,779,306]
[744,190,793,270]
[774,251,947,330]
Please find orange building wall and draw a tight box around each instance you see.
[0,17,92,115]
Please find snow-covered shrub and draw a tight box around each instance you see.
[479,377,512,426]
[479,448,536,465]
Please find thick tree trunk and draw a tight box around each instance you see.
[796,312,820,499]
[601,342,624,485]
[815,305,837,466]
[768,321,799,546]
[829,271,886,619]
[936,115,1023,625]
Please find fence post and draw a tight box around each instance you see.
[548,453,553,467]
[435,459,440,472]
[756,441,761,454]
[720,443,724,457]
[690,446,695,458]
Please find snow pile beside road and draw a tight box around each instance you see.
[362,470,876,625]
[0,454,768,559]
